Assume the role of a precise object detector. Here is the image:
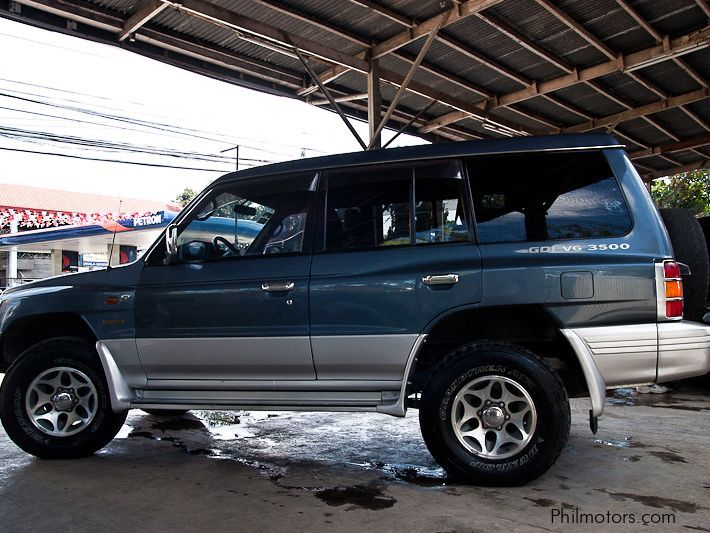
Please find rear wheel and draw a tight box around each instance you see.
[419,342,570,485]
[0,338,127,458]
[660,208,709,322]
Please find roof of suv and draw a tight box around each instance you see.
[216,133,624,184]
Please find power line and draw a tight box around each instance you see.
[0,146,238,172]
[0,80,329,156]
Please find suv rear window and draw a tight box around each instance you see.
[323,159,469,250]
[466,151,632,243]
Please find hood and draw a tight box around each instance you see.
[2,260,144,298]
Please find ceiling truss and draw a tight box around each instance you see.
[3,0,709,179]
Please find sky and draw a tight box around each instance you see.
[0,17,426,204]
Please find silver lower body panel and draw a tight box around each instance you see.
[564,321,710,419]
[657,321,710,382]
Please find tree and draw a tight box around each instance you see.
[651,169,709,217]
[174,187,197,207]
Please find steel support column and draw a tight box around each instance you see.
[368,58,382,149]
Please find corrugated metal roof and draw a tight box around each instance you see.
[1,0,708,178]
[0,184,180,214]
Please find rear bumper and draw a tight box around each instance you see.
[657,321,710,383]
[563,320,710,419]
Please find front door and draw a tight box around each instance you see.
[135,172,318,382]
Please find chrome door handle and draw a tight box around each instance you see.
[261,281,295,292]
[422,274,459,285]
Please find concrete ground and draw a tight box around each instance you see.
[1,378,709,532]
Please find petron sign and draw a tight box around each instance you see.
[132,212,164,228]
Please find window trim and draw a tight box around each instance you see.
[315,158,474,254]
[465,149,634,245]
[144,172,320,266]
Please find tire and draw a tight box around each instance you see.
[698,216,710,311]
[659,209,710,322]
[419,341,570,486]
[0,337,127,459]
[142,409,189,417]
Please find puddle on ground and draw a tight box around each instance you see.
[647,450,688,464]
[113,410,442,488]
[524,497,556,507]
[590,437,689,465]
[590,437,633,448]
[608,387,710,411]
[150,417,206,432]
[127,428,221,457]
[315,483,397,510]
[353,461,447,486]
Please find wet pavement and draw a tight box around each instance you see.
[1,377,709,532]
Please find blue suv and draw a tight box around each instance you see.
[1,134,708,485]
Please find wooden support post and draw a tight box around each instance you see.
[368,58,382,150]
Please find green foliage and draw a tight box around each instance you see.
[174,187,197,207]
[651,169,709,217]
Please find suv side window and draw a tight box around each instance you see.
[175,173,316,262]
[323,159,469,250]
[466,151,632,243]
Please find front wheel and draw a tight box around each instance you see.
[0,338,127,459]
[419,342,570,485]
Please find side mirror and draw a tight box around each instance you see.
[165,224,178,264]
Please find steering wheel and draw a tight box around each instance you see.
[212,235,240,256]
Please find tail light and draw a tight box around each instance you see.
[656,260,683,321]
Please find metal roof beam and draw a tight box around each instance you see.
[614,0,662,43]
[533,0,616,60]
[475,11,572,73]
[251,0,369,48]
[117,0,169,42]
[563,88,710,133]
[419,27,710,132]
[498,27,709,106]
[165,0,369,71]
[163,0,536,135]
[6,0,513,139]
[588,80,683,143]
[296,0,504,97]
[14,0,304,89]
[330,94,480,141]
[607,5,706,142]
[170,0,537,135]
[310,93,368,106]
[437,34,529,87]
[343,0,414,28]
[368,11,448,149]
[673,57,708,87]
[295,49,367,150]
[641,160,709,181]
[695,0,710,19]
[370,0,504,59]
[629,134,710,159]
[679,105,710,132]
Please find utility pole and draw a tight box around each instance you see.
[220,145,240,170]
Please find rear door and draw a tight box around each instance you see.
[309,159,482,381]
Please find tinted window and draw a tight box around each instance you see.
[467,151,631,243]
[176,173,316,262]
[324,160,468,250]
[415,161,469,244]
